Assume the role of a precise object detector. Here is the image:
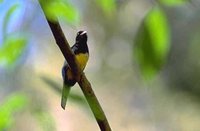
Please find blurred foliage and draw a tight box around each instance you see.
[96,0,116,15]
[40,0,80,26]
[2,4,19,39]
[134,6,170,80]
[33,109,56,131]
[1,0,200,130]
[0,3,28,68]
[25,90,57,131]
[0,35,27,67]
[159,0,189,6]
[0,93,28,130]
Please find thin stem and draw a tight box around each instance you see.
[78,74,111,131]
[38,1,111,131]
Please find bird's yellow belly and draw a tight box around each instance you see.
[75,53,89,70]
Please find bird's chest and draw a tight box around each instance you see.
[75,53,89,70]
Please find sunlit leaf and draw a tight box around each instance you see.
[0,36,27,67]
[42,0,80,25]
[159,0,188,6]
[0,93,28,130]
[134,6,170,80]
[3,4,20,39]
[96,0,116,15]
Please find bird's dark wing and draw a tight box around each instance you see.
[71,43,79,54]
[62,43,77,79]
[62,61,68,80]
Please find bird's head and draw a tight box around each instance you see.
[76,31,87,43]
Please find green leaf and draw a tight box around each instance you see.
[96,0,116,15]
[134,6,170,80]
[0,93,28,130]
[0,36,27,67]
[42,1,80,25]
[3,4,20,39]
[159,0,188,6]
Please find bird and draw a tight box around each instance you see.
[61,30,89,109]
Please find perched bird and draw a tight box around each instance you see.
[61,31,89,109]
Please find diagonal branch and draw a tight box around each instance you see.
[39,1,111,131]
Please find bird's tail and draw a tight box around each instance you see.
[61,83,71,110]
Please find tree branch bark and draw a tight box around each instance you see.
[39,1,111,131]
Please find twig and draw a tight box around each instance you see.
[38,1,112,131]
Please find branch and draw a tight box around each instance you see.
[38,1,111,131]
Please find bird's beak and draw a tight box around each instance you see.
[80,31,87,35]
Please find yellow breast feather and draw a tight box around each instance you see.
[75,53,89,70]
